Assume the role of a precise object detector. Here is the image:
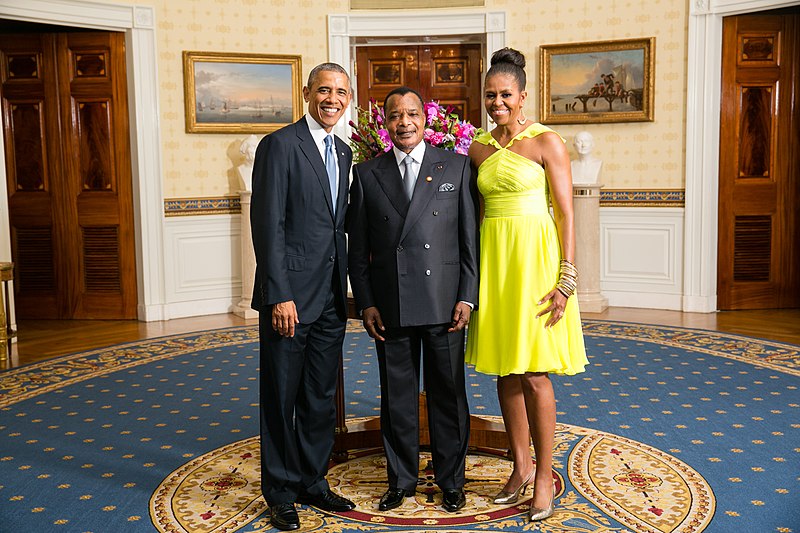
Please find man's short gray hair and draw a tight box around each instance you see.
[307,62,351,89]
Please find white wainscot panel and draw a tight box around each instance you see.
[599,207,684,310]
[163,215,241,319]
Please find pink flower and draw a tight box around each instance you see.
[350,101,475,163]
[378,128,391,147]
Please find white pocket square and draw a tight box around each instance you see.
[438,183,456,192]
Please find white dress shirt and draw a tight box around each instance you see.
[392,142,426,190]
[305,114,338,188]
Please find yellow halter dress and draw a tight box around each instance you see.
[464,124,588,377]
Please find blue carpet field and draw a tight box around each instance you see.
[0,320,798,532]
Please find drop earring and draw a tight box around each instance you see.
[517,112,527,125]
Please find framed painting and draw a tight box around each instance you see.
[183,51,302,133]
[539,38,655,124]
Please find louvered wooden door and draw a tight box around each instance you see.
[717,12,800,310]
[355,44,482,126]
[1,31,136,319]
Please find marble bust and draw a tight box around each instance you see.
[570,131,602,185]
[237,134,259,191]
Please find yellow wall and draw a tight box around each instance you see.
[493,0,687,190]
[116,0,686,197]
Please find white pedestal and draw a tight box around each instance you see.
[233,190,259,319]
[573,183,608,313]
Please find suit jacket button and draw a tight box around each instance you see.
[397,245,403,252]
[424,243,430,249]
[329,256,335,262]
[383,216,389,221]
[425,269,431,275]
[433,211,439,216]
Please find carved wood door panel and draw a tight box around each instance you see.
[717,12,800,310]
[1,31,136,319]
[355,44,482,126]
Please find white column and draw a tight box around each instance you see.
[233,191,258,319]
[573,184,608,313]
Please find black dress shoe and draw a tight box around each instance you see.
[297,489,355,512]
[269,503,300,531]
[378,488,414,511]
[441,489,466,512]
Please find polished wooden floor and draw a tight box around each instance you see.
[2,307,799,370]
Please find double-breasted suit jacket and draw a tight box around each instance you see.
[347,144,479,327]
[251,117,350,320]
[347,143,478,491]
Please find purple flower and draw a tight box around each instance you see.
[378,128,391,146]
[350,101,475,163]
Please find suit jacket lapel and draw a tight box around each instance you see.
[296,117,335,218]
[401,144,445,241]
[334,136,350,222]
[373,152,410,217]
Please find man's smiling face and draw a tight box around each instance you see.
[303,70,351,132]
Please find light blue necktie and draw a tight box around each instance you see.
[402,155,416,200]
[324,135,337,212]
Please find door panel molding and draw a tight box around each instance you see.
[0,0,166,321]
[328,11,506,138]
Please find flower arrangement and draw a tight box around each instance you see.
[349,99,477,163]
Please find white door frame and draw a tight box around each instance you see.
[683,0,800,312]
[327,11,506,139]
[0,0,166,321]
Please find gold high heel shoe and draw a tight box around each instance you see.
[493,470,534,504]
[528,482,555,521]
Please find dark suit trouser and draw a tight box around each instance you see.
[259,290,345,505]
[376,323,470,491]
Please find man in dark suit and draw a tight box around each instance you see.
[347,86,479,513]
[251,63,355,531]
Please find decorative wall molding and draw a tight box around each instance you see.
[163,190,685,216]
[165,197,241,217]
[163,215,242,319]
[155,206,685,317]
[600,207,685,310]
[601,189,684,207]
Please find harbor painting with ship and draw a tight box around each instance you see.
[193,62,293,124]
[183,52,302,133]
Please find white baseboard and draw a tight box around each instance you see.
[602,290,685,311]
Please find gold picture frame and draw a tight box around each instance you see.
[183,51,302,134]
[539,38,655,124]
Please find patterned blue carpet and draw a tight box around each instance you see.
[0,320,798,533]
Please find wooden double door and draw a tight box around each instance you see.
[717,10,800,309]
[0,30,137,319]
[355,44,482,125]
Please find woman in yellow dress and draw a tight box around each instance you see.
[464,48,588,521]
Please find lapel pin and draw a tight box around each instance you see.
[426,176,432,182]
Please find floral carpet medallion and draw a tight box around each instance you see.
[149,418,713,533]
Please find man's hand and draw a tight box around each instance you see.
[448,302,472,332]
[362,306,386,341]
[272,300,299,337]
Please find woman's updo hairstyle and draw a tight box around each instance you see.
[487,47,526,90]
